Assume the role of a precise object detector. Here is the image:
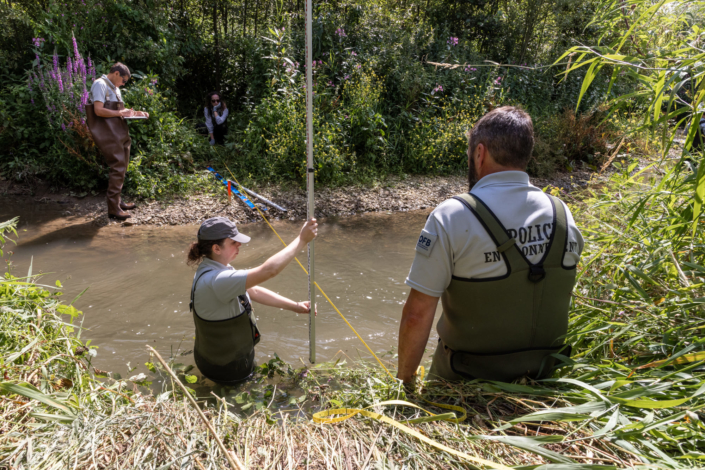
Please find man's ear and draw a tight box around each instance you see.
[475,143,487,168]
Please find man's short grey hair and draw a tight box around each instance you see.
[466,106,534,169]
[109,62,131,78]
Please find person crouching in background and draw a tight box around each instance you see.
[204,91,228,145]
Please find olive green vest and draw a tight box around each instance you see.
[434,193,575,382]
[191,270,261,384]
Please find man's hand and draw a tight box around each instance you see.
[119,108,135,118]
[299,218,318,244]
[397,289,440,384]
[293,301,317,316]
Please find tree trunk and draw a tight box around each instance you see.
[243,0,248,36]
[254,0,260,38]
[213,0,221,88]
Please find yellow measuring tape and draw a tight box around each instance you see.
[312,399,510,470]
[222,167,506,468]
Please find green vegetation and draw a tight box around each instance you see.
[1,0,705,467]
[1,0,627,195]
[2,151,705,466]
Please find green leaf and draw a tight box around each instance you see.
[0,382,75,418]
[184,375,197,384]
[693,157,705,237]
[576,62,602,112]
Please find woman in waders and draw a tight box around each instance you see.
[187,216,318,384]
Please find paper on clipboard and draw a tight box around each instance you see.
[124,115,148,120]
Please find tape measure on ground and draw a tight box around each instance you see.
[313,399,508,470]
[415,366,467,424]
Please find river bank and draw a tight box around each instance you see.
[0,169,594,227]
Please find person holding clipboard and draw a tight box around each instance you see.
[86,62,149,220]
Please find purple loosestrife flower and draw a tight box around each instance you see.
[53,53,59,72]
[58,73,64,93]
[31,99,35,105]
[447,36,458,46]
[72,36,80,60]
[61,123,66,131]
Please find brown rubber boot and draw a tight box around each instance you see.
[120,201,137,210]
[108,210,131,220]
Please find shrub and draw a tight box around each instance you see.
[121,76,212,198]
[531,108,616,176]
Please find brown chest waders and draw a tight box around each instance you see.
[85,99,131,215]
[429,193,576,383]
[190,270,261,385]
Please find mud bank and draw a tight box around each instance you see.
[1,171,593,227]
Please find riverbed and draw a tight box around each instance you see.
[0,199,441,380]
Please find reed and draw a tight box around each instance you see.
[1,150,704,468]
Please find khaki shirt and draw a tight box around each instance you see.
[192,258,251,321]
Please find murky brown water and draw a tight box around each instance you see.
[1,198,441,380]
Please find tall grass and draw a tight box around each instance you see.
[1,150,704,468]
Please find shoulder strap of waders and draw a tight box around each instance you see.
[190,269,213,316]
[453,193,528,274]
[543,195,569,269]
[100,77,122,102]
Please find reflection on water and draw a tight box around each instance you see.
[0,197,441,393]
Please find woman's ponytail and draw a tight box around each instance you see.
[186,241,203,266]
[186,238,226,267]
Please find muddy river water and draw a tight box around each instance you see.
[1,198,442,379]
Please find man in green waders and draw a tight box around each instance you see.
[397,106,584,384]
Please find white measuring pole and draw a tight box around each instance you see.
[305,0,315,364]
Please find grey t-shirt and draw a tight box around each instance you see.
[192,258,251,321]
[406,171,584,297]
[89,75,122,103]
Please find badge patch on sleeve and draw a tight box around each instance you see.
[416,229,437,257]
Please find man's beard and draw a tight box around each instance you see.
[468,151,478,190]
